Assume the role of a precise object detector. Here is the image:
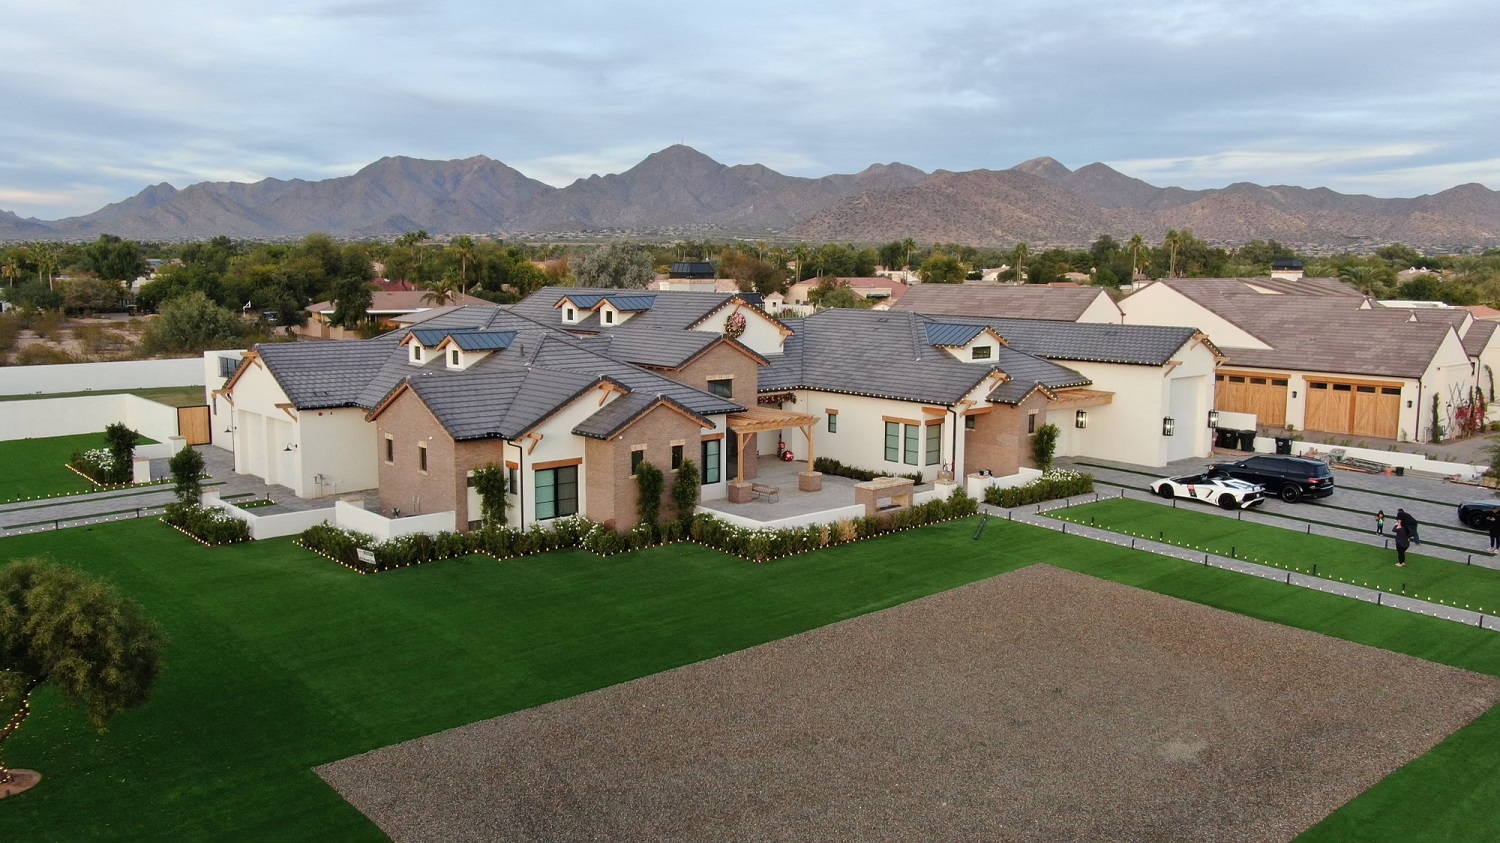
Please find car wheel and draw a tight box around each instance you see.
[1218,494,1239,510]
[1156,485,1175,499]
[1279,484,1302,503]
[1466,511,1489,529]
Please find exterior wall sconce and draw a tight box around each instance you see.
[1075,410,1088,429]
[1207,409,1219,428]
[1162,417,1175,436]
[284,443,298,452]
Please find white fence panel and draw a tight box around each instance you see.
[206,496,336,541]
[333,500,455,541]
[966,467,1042,498]
[702,503,867,531]
[0,395,184,444]
[0,358,204,395]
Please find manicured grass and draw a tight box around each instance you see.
[0,386,206,407]
[0,432,160,502]
[0,517,1497,840]
[1051,498,1500,615]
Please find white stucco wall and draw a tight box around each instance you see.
[298,408,379,497]
[225,359,365,498]
[0,394,181,443]
[692,301,787,356]
[782,391,957,481]
[1046,346,1216,466]
[516,389,599,525]
[1077,292,1125,324]
[0,357,205,396]
[1119,283,1271,349]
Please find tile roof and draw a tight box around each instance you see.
[1463,319,1499,356]
[918,316,1205,366]
[572,392,712,440]
[890,284,1118,321]
[924,323,986,347]
[511,286,735,334]
[761,310,1089,405]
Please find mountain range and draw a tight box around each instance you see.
[3,145,1497,249]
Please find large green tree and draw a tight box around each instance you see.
[0,559,167,785]
[574,242,654,288]
[141,292,246,354]
[919,250,966,284]
[81,234,147,283]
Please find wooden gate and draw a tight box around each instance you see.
[1215,371,1287,427]
[1305,380,1402,438]
[177,405,211,445]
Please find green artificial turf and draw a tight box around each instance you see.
[0,516,1498,841]
[1051,498,1500,615]
[0,432,160,502]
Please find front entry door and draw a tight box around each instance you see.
[726,430,739,481]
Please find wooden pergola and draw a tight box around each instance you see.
[727,406,821,481]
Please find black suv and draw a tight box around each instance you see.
[1211,455,1334,503]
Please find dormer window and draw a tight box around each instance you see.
[564,306,577,323]
[971,346,992,360]
[409,344,424,364]
[604,310,615,325]
[450,349,460,367]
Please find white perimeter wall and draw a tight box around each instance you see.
[336,500,454,541]
[0,357,205,395]
[0,394,182,443]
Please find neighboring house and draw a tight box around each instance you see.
[784,277,912,310]
[295,290,494,340]
[889,284,1123,324]
[1121,277,1477,441]
[761,310,1217,477]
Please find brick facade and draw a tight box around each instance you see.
[584,404,708,530]
[963,391,1052,476]
[375,388,506,527]
[667,341,763,481]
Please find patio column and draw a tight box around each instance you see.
[798,422,821,492]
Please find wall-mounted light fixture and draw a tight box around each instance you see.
[1162,417,1176,437]
[1207,409,1219,428]
[283,443,298,452]
[1292,390,1298,399]
[1075,410,1088,429]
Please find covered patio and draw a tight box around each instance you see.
[700,455,938,525]
[724,405,822,502]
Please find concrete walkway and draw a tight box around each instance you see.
[989,456,1500,633]
[0,445,371,538]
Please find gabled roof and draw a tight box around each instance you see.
[513,286,739,334]
[761,310,1089,405]
[572,392,713,440]
[924,322,988,348]
[1463,319,1499,357]
[438,330,518,352]
[916,316,1211,367]
[891,284,1119,321]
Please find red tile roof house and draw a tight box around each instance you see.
[295,290,495,341]
[216,286,1216,535]
[1120,277,1486,443]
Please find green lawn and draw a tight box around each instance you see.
[0,386,207,407]
[1051,497,1500,615]
[0,432,160,502]
[1,517,1498,841]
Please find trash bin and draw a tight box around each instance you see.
[1394,466,1405,477]
[1238,430,1258,451]
[1215,428,1237,448]
[1274,437,1292,455]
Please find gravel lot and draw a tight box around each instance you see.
[318,565,1500,843]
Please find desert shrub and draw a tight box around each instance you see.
[14,344,79,366]
[982,469,1094,507]
[0,312,19,351]
[32,308,66,340]
[161,502,251,545]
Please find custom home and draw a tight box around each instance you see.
[210,287,1217,532]
[1120,277,1482,441]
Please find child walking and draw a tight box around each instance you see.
[1375,510,1386,535]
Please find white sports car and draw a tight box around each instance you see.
[1149,472,1266,510]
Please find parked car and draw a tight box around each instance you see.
[1212,455,1335,503]
[1150,472,1267,510]
[1457,500,1500,529]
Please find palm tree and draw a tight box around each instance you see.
[902,237,916,269]
[1127,234,1146,281]
[451,236,476,292]
[1163,230,1183,278]
[420,276,462,306]
[1012,242,1029,284]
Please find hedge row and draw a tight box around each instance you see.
[982,469,1094,508]
[812,457,923,484]
[297,488,980,572]
[161,503,252,546]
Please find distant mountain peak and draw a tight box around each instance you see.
[1013,156,1072,182]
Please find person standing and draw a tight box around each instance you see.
[1397,508,1421,544]
[1375,510,1386,535]
[1486,510,1500,554]
[1394,521,1410,567]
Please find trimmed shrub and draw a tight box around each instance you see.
[161,503,251,545]
[982,469,1094,507]
[813,457,922,484]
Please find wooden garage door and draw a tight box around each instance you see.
[177,405,212,446]
[1305,381,1401,438]
[1215,372,1287,427]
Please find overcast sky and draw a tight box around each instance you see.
[2,0,1496,220]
